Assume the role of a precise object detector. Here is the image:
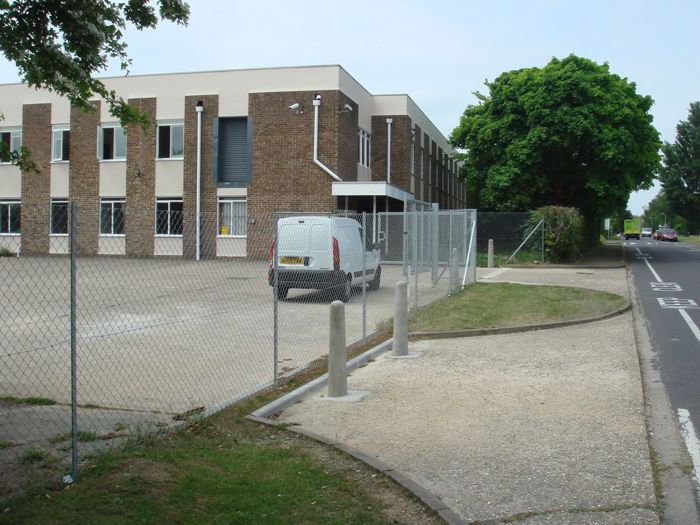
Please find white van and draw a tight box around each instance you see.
[268,216,381,301]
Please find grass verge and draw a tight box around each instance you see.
[409,282,626,333]
[679,235,700,245]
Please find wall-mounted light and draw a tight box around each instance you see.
[288,102,302,115]
[339,103,353,113]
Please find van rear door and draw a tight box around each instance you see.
[277,220,332,270]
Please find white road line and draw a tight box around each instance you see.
[643,257,663,283]
[679,309,700,344]
[677,409,700,494]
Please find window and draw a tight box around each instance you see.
[100,198,125,235]
[52,126,70,162]
[419,148,424,179]
[410,136,415,174]
[155,198,183,236]
[157,122,184,159]
[218,198,246,236]
[358,129,371,168]
[51,199,68,235]
[0,200,21,234]
[0,128,21,163]
[98,125,126,160]
[214,118,251,187]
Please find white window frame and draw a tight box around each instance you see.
[0,199,21,235]
[410,136,415,174]
[100,197,125,236]
[52,125,70,162]
[50,199,69,236]
[217,197,247,238]
[0,128,22,164]
[157,121,184,160]
[155,198,183,237]
[98,124,127,161]
[358,128,371,168]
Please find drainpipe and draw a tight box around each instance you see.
[386,117,393,184]
[195,100,204,261]
[312,95,342,182]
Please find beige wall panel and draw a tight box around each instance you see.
[50,162,70,197]
[216,238,246,257]
[99,162,127,196]
[0,166,21,197]
[154,237,182,256]
[155,161,184,197]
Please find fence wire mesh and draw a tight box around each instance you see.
[1,203,476,494]
[476,212,544,266]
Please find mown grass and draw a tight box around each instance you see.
[679,235,700,245]
[0,396,56,406]
[409,282,626,333]
[1,282,626,525]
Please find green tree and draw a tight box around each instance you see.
[0,0,190,170]
[450,54,661,246]
[659,102,700,234]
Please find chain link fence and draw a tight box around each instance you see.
[476,212,544,266]
[1,202,475,493]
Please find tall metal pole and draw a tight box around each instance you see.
[362,212,367,339]
[70,201,78,480]
[272,216,279,385]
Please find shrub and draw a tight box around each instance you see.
[533,206,584,262]
[0,246,14,257]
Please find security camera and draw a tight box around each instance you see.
[341,103,353,113]
[289,102,301,111]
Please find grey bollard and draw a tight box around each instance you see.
[449,247,459,291]
[487,239,494,268]
[392,281,408,356]
[328,300,347,397]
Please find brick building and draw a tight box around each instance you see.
[0,65,464,258]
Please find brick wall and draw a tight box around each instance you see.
[371,115,411,193]
[247,90,348,259]
[69,102,100,255]
[20,103,51,255]
[125,98,156,257]
[183,95,219,260]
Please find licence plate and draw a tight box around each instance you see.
[280,256,304,265]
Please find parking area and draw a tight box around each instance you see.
[1,255,462,449]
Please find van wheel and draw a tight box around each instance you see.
[277,286,289,300]
[338,276,352,302]
[368,265,381,291]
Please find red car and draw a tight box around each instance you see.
[654,228,678,242]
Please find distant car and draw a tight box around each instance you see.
[641,227,652,238]
[652,228,665,240]
[660,228,679,242]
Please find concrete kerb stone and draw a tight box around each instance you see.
[249,338,393,419]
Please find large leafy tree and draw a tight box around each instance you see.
[0,0,190,169]
[659,102,700,234]
[450,54,660,242]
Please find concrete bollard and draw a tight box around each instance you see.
[487,238,494,268]
[449,247,459,292]
[392,281,408,356]
[328,300,347,397]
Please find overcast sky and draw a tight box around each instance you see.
[1,0,698,214]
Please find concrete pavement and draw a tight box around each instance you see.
[252,244,696,524]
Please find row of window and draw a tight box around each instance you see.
[0,198,247,237]
[1,124,184,164]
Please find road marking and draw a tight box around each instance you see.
[679,309,700,343]
[643,257,663,282]
[650,282,683,292]
[677,409,700,494]
[481,268,510,280]
[657,298,699,309]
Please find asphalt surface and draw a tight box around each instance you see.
[256,244,686,524]
[625,238,700,509]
